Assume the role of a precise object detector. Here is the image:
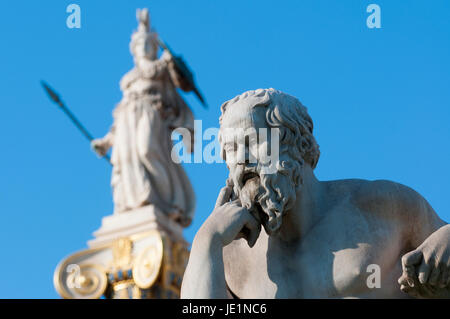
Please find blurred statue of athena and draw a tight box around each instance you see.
[92,9,195,227]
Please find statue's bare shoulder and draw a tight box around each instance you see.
[333,178,446,245]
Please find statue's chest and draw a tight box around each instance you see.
[287,242,382,298]
[225,222,401,298]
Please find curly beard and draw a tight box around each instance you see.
[231,157,302,235]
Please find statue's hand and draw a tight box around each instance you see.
[197,185,261,249]
[91,138,109,157]
[161,50,172,63]
[167,205,192,228]
[398,224,450,298]
[177,215,192,228]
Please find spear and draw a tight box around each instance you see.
[40,80,111,164]
[158,39,208,108]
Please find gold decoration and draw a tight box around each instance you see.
[55,262,108,299]
[54,229,189,299]
[132,231,163,289]
[112,237,133,269]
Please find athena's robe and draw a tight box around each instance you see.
[108,56,195,222]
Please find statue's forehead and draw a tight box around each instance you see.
[221,102,266,130]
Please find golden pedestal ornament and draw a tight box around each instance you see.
[54,205,190,299]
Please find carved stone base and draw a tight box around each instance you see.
[88,204,186,248]
[54,205,189,299]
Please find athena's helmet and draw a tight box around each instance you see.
[130,8,158,60]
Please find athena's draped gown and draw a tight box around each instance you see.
[108,56,195,222]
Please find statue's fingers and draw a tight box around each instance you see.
[246,222,261,248]
[399,283,409,292]
[401,250,423,286]
[428,265,440,286]
[398,272,409,286]
[400,272,434,298]
[400,283,419,298]
[419,283,436,297]
[225,177,238,200]
[398,271,415,289]
[215,186,232,209]
[242,212,261,248]
[402,249,423,267]
[417,261,431,284]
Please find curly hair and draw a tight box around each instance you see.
[219,88,320,169]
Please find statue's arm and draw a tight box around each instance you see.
[137,52,170,79]
[91,122,115,157]
[101,128,115,147]
[181,230,233,299]
[399,224,450,298]
[181,185,261,299]
[397,188,450,298]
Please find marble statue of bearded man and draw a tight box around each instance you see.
[92,9,195,227]
[182,88,450,298]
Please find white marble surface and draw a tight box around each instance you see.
[91,8,195,227]
[181,88,450,299]
[88,204,185,248]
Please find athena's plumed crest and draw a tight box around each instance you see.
[130,8,158,59]
[137,8,150,31]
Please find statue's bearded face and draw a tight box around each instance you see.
[220,104,301,236]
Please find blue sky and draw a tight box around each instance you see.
[0,1,449,298]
